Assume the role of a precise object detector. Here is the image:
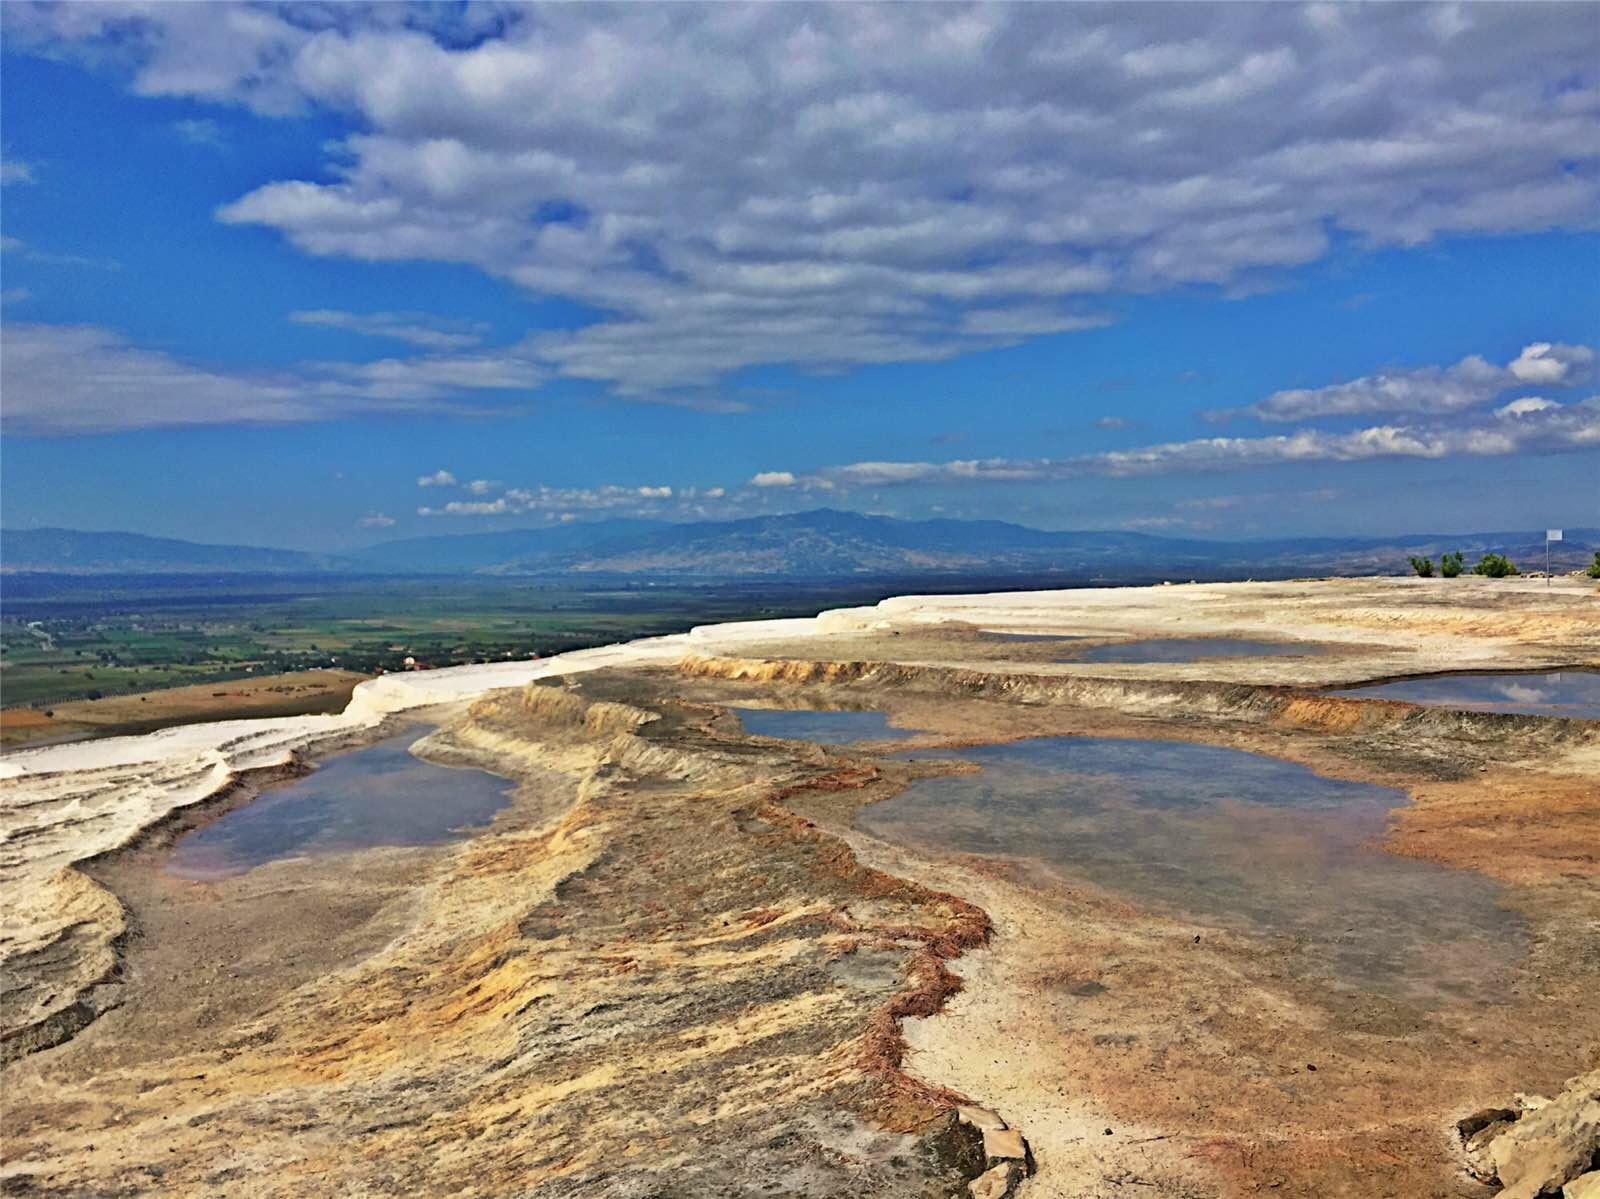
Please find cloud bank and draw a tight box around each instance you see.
[11,2,1598,400]
[751,400,1599,491]
[1219,342,1596,422]
[408,341,1598,523]
[0,323,539,434]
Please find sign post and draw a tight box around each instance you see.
[1547,529,1562,585]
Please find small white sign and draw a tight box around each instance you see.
[1547,529,1563,541]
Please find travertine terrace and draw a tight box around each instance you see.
[3,577,1597,1197]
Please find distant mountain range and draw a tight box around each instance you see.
[4,513,1595,579]
[0,528,349,575]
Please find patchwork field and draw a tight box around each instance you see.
[0,669,367,750]
[0,574,900,724]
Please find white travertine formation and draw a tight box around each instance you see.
[3,579,1594,1055]
[0,615,819,1051]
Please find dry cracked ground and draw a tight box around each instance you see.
[2,577,1597,1197]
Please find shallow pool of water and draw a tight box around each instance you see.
[732,707,918,745]
[167,731,512,880]
[1327,670,1600,720]
[1077,637,1328,664]
[864,737,1525,1003]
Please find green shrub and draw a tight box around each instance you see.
[1472,552,1518,578]
[1440,551,1464,578]
[1586,552,1600,579]
[1408,555,1435,577]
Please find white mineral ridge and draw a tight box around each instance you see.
[0,617,820,890]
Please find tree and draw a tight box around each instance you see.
[1586,551,1600,579]
[1473,552,1518,578]
[1408,555,1435,577]
[1440,551,1464,578]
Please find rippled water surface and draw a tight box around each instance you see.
[863,737,1525,1003]
[1328,670,1600,719]
[167,731,511,879]
[733,707,917,745]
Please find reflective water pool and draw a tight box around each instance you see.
[167,731,512,879]
[732,707,919,745]
[864,737,1525,1002]
[1077,637,1329,663]
[1327,670,1600,720]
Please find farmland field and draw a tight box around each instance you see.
[0,573,919,746]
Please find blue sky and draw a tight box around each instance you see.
[2,3,1597,549]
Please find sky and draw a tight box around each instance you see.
[1,1,1597,550]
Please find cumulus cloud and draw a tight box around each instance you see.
[289,309,489,350]
[416,469,457,487]
[1508,342,1595,386]
[465,478,501,495]
[749,471,798,488]
[1218,342,1597,422]
[16,3,1596,397]
[357,512,396,528]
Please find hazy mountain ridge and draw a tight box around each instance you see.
[4,513,1594,578]
[1,528,347,575]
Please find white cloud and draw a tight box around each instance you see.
[0,322,332,435]
[465,478,501,495]
[765,400,1600,488]
[316,344,546,401]
[1220,341,1596,422]
[173,117,225,148]
[1496,396,1559,417]
[419,498,507,516]
[18,4,1595,398]
[957,308,1112,338]
[289,309,488,350]
[357,512,396,528]
[1508,342,1595,386]
[416,469,457,487]
[0,158,35,186]
[419,482,693,518]
[750,471,798,488]
[0,236,120,271]
[1,321,547,435]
